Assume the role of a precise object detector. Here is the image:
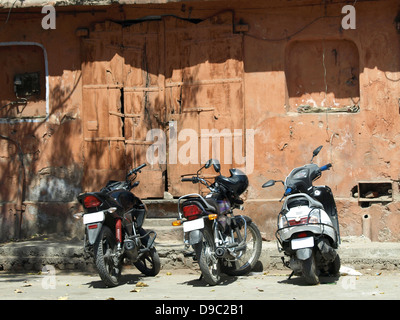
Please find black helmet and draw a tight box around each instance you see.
[215,168,249,196]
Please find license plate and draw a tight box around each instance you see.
[83,211,105,225]
[183,218,204,232]
[291,236,314,250]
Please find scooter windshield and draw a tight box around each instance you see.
[285,164,320,193]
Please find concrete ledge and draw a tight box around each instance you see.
[1,236,400,273]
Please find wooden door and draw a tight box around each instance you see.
[164,12,245,196]
[81,12,245,198]
[81,21,126,191]
[81,21,165,197]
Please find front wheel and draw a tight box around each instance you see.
[134,247,161,276]
[221,219,262,276]
[93,225,122,287]
[193,227,221,286]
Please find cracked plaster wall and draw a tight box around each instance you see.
[0,0,399,241]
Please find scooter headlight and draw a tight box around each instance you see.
[308,208,320,224]
[292,169,308,179]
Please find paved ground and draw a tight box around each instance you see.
[1,267,399,301]
[1,235,400,304]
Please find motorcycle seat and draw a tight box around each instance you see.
[204,198,219,214]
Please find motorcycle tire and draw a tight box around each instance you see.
[193,227,221,286]
[302,252,319,285]
[329,254,341,276]
[221,220,262,276]
[134,247,161,276]
[93,225,122,287]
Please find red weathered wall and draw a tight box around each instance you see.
[0,0,399,241]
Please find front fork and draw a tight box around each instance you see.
[115,218,122,251]
[214,216,248,259]
[215,215,247,247]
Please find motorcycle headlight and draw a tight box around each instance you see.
[308,208,320,224]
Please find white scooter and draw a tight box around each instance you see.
[262,146,340,285]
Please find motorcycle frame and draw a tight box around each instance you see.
[178,193,249,258]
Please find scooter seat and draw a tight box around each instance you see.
[284,193,324,211]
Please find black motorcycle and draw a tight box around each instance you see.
[173,159,262,286]
[76,163,160,287]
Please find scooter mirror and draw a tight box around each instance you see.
[311,145,323,162]
[205,159,212,169]
[313,145,323,157]
[262,180,276,188]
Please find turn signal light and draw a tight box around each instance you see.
[172,220,182,226]
[208,214,218,220]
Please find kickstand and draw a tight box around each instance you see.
[288,270,294,280]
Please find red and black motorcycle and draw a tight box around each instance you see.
[76,163,160,287]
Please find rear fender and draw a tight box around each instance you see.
[296,248,313,260]
[188,230,203,245]
[86,222,103,245]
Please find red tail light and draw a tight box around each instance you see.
[182,204,202,220]
[83,195,102,208]
[296,232,308,238]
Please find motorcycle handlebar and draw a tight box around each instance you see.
[127,163,147,177]
[284,187,292,196]
[181,177,197,183]
[320,163,332,171]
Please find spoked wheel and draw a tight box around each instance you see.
[221,218,262,276]
[93,226,121,287]
[134,247,161,276]
[193,227,221,286]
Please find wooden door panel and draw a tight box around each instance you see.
[165,12,245,197]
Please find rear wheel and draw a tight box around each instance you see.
[194,227,221,286]
[93,226,121,287]
[329,254,341,276]
[302,252,319,285]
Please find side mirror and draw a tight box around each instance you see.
[311,145,323,162]
[205,159,221,173]
[313,145,323,157]
[262,180,276,188]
